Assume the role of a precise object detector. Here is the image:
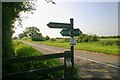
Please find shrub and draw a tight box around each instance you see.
[21,37,31,41]
[50,38,56,41]
[62,38,69,42]
[76,34,99,43]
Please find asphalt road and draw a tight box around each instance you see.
[23,41,119,79]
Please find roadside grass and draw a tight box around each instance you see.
[11,40,79,79]
[75,42,118,55]
[29,38,119,55]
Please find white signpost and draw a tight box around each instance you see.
[70,37,76,46]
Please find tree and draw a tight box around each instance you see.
[2,2,35,58]
[18,33,27,39]
[2,2,35,76]
[23,27,43,41]
[12,36,18,40]
[45,35,50,40]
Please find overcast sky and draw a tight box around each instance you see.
[13,0,118,38]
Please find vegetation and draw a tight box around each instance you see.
[27,37,119,55]
[2,2,35,58]
[3,1,79,79]
[3,40,78,79]
[76,34,99,43]
[19,26,44,41]
[45,35,50,40]
[18,32,119,55]
[18,26,51,41]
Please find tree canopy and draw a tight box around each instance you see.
[22,27,44,41]
[2,2,35,58]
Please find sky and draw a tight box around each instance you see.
[13,0,118,38]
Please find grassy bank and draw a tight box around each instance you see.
[29,38,119,55]
[7,40,78,79]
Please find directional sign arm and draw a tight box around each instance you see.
[47,22,71,28]
[60,28,82,36]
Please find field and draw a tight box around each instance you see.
[30,38,119,55]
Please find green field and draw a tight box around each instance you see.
[30,38,119,55]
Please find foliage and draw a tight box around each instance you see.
[50,38,56,41]
[2,2,35,58]
[4,40,78,79]
[45,35,50,40]
[21,37,31,41]
[18,33,27,39]
[12,36,18,40]
[62,38,69,42]
[3,40,64,79]
[99,38,119,46]
[34,38,119,55]
[45,0,56,5]
[100,35,120,38]
[19,26,44,41]
[76,34,99,43]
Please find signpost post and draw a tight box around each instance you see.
[70,18,74,79]
[47,18,81,79]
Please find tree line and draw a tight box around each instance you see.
[14,26,120,43]
[100,35,120,38]
[15,26,100,43]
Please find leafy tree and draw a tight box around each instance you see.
[18,33,27,39]
[93,34,99,41]
[45,35,50,40]
[12,36,18,40]
[23,27,44,41]
[2,2,35,77]
[2,2,35,58]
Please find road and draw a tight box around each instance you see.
[23,41,119,79]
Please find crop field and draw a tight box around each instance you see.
[31,38,119,55]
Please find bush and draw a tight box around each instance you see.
[50,38,56,41]
[21,37,31,41]
[76,34,99,43]
[100,40,120,46]
[62,38,69,42]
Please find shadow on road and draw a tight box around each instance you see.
[75,59,118,79]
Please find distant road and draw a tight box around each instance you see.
[23,41,119,79]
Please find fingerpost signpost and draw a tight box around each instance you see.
[47,18,82,79]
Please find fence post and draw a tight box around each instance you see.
[64,51,72,79]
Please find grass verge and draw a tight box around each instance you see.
[30,40,119,55]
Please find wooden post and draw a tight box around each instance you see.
[64,51,72,79]
[70,18,74,79]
